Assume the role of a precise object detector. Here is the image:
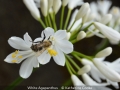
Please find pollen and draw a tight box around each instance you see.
[47,48,57,56]
[113,8,119,14]
[18,55,23,59]
[15,50,18,54]
[12,60,17,63]
[12,53,16,58]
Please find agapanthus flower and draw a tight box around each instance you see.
[4,33,39,79]
[37,27,73,66]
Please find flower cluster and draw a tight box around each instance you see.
[4,0,120,89]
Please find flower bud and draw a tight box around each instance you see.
[71,74,85,86]
[93,59,120,82]
[23,0,40,20]
[77,31,86,41]
[62,0,69,6]
[40,0,48,17]
[66,32,71,40]
[53,0,62,14]
[82,9,91,23]
[95,47,112,58]
[75,3,90,21]
[78,65,91,75]
[48,0,53,10]
[94,22,120,44]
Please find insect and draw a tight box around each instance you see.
[31,32,52,52]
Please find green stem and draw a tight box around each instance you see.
[72,54,82,62]
[45,16,49,27]
[47,14,52,27]
[66,59,76,74]
[67,21,75,32]
[39,18,46,28]
[72,51,93,61]
[60,6,65,29]
[64,9,72,29]
[71,39,77,44]
[53,12,57,31]
[65,54,80,70]
[83,23,93,31]
[66,59,73,75]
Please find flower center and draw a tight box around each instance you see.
[47,48,57,56]
[11,50,23,63]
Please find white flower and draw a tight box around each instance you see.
[97,0,112,15]
[81,58,105,83]
[71,74,85,86]
[68,0,84,10]
[4,33,39,79]
[23,0,40,20]
[94,22,120,44]
[34,0,40,8]
[37,27,73,66]
[78,65,91,75]
[93,58,120,82]
[53,0,62,14]
[95,47,112,58]
[110,6,120,19]
[82,73,111,90]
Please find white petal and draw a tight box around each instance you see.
[34,37,43,42]
[24,32,32,47]
[8,37,30,50]
[42,27,54,40]
[56,40,73,54]
[53,0,61,14]
[78,65,91,75]
[93,59,120,82]
[4,52,16,63]
[19,56,34,78]
[37,50,51,64]
[53,45,65,66]
[71,74,85,86]
[54,30,67,40]
[32,56,39,67]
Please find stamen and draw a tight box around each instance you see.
[12,53,16,58]
[12,60,17,63]
[18,55,23,59]
[15,50,18,54]
[47,48,57,56]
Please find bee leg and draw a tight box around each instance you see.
[42,31,46,42]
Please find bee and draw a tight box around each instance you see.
[31,32,52,52]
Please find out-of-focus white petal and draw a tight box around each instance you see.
[93,59,120,82]
[53,45,65,66]
[99,14,112,24]
[68,0,84,10]
[23,0,40,20]
[97,0,112,15]
[19,56,34,79]
[62,0,69,6]
[24,32,32,47]
[95,47,112,58]
[38,50,51,64]
[71,74,85,86]
[8,37,30,50]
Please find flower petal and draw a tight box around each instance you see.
[54,30,67,40]
[34,37,43,42]
[8,37,30,50]
[32,56,39,67]
[19,56,34,78]
[56,40,73,54]
[24,32,32,47]
[53,45,65,66]
[4,52,16,63]
[37,50,51,64]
